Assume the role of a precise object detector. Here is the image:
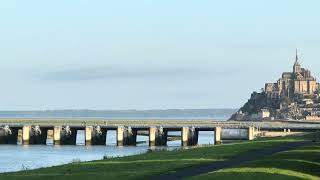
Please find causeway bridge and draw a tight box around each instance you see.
[0,119,319,146]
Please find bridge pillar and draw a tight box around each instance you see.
[22,126,31,145]
[17,129,23,144]
[53,126,61,145]
[182,127,189,146]
[85,126,107,145]
[188,127,198,146]
[149,127,156,146]
[248,127,255,140]
[214,127,222,145]
[47,130,53,144]
[29,126,48,144]
[117,127,124,146]
[0,126,18,144]
[117,127,137,146]
[60,126,77,145]
[85,126,93,145]
[149,127,167,146]
[181,127,198,146]
[91,126,107,145]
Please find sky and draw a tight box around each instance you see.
[1,0,320,110]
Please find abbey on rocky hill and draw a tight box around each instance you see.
[231,50,320,121]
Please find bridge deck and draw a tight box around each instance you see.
[0,119,319,130]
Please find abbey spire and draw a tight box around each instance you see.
[293,48,301,73]
[295,48,299,63]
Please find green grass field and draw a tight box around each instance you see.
[0,133,318,180]
[190,143,320,180]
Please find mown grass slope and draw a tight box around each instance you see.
[191,134,320,180]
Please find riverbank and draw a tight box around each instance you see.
[0,133,318,180]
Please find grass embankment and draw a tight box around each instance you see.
[191,133,320,180]
[0,133,317,180]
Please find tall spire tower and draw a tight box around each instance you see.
[295,48,298,63]
[293,48,301,73]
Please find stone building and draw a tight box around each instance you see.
[230,50,320,121]
[265,50,319,101]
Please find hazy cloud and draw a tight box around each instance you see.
[39,66,204,81]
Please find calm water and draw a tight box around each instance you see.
[0,130,215,173]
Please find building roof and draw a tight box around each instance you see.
[282,72,293,79]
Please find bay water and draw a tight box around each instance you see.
[0,128,216,173]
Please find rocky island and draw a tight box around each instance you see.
[231,50,320,121]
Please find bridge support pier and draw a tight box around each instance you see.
[117,127,137,146]
[60,126,77,145]
[117,127,124,146]
[86,126,106,145]
[47,130,53,144]
[214,127,222,145]
[53,126,61,145]
[182,127,188,146]
[22,126,31,145]
[0,126,18,144]
[248,127,255,140]
[85,126,93,145]
[91,126,107,145]
[182,127,198,146]
[29,126,48,145]
[17,129,22,144]
[149,127,167,146]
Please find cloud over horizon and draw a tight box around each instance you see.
[38,65,204,82]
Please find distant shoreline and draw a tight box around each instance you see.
[0,117,228,120]
[0,109,236,119]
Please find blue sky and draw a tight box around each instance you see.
[1,0,320,110]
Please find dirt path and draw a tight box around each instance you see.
[155,141,313,180]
